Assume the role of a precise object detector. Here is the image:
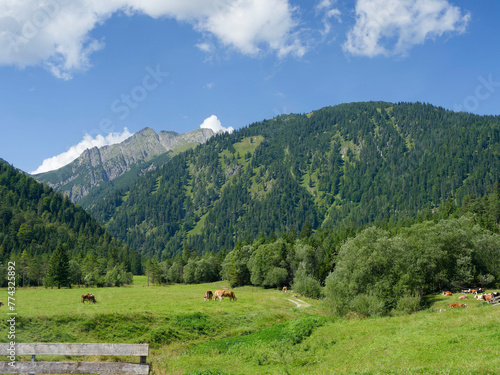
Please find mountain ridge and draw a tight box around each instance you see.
[33,127,214,202]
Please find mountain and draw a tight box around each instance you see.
[0,159,141,286]
[59,102,500,258]
[33,127,214,202]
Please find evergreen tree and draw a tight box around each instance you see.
[47,244,71,289]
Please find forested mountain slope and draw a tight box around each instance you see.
[0,160,141,284]
[87,102,500,258]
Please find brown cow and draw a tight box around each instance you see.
[213,290,237,301]
[474,293,493,301]
[213,290,223,301]
[449,303,467,308]
[282,286,288,293]
[458,295,467,300]
[221,290,237,301]
[204,290,213,301]
[470,289,478,294]
[81,293,96,304]
[442,291,452,296]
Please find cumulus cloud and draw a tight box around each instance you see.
[31,128,134,174]
[344,0,470,57]
[0,0,305,79]
[200,115,234,134]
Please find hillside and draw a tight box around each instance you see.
[77,102,499,258]
[0,160,141,286]
[33,127,214,202]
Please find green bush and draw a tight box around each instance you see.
[394,294,422,315]
[348,294,386,317]
[263,267,288,288]
[291,275,323,299]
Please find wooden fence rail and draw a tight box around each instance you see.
[0,343,149,375]
[491,295,500,306]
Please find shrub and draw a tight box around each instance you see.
[291,275,323,299]
[263,267,288,288]
[394,294,422,315]
[348,294,386,318]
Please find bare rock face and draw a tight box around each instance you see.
[34,127,214,202]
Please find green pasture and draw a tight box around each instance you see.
[1,278,499,374]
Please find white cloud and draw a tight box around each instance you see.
[31,128,134,174]
[195,42,213,53]
[0,0,306,79]
[201,0,303,58]
[315,0,342,38]
[200,115,234,134]
[344,0,470,57]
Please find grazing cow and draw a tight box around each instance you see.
[204,290,213,301]
[474,294,485,300]
[0,301,3,307]
[461,289,471,294]
[81,293,96,304]
[477,288,485,293]
[282,286,287,293]
[470,289,478,294]
[213,290,223,301]
[221,290,237,301]
[213,290,237,301]
[442,291,452,296]
[458,295,467,300]
[449,303,467,308]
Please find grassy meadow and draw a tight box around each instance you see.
[1,277,499,374]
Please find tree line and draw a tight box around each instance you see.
[142,184,500,317]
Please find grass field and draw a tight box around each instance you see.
[1,278,499,374]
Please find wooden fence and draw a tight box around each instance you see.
[491,295,500,306]
[0,343,149,375]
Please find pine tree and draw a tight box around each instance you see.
[47,244,71,289]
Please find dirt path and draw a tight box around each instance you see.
[287,297,310,308]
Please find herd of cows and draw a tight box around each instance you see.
[441,288,500,309]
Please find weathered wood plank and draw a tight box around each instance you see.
[0,361,149,375]
[0,343,148,356]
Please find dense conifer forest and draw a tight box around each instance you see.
[0,160,140,287]
[85,102,500,258]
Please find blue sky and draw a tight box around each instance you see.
[0,0,499,173]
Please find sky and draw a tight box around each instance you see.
[0,0,499,174]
